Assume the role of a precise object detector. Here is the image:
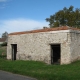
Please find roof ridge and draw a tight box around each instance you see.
[9,26,80,35]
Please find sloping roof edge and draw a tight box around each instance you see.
[9,26,80,35]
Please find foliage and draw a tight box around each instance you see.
[0,46,6,59]
[1,42,7,46]
[2,31,8,38]
[46,6,80,28]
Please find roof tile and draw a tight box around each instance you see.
[0,38,6,42]
[9,26,80,35]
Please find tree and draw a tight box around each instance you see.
[46,6,80,28]
[2,31,8,38]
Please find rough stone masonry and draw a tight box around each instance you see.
[7,26,80,65]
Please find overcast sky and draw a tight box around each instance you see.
[0,0,80,37]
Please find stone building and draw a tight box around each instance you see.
[7,26,80,65]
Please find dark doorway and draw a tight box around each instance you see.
[51,44,60,64]
[11,44,17,60]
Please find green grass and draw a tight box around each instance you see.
[0,46,80,80]
[0,59,80,80]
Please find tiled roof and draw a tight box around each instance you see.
[9,26,80,35]
[0,38,6,42]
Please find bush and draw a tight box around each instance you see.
[0,46,7,59]
[0,54,6,59]
[1,42,7,46]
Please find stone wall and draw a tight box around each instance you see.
[7,30,73,64]
[70,30,80,62]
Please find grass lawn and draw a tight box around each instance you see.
[0,46,80,80]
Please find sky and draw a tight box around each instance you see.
[0,0,80,37]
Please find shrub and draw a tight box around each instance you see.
[1,42,7,46]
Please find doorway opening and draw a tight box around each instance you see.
[11,44,17,60]
[51,44,61,64]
